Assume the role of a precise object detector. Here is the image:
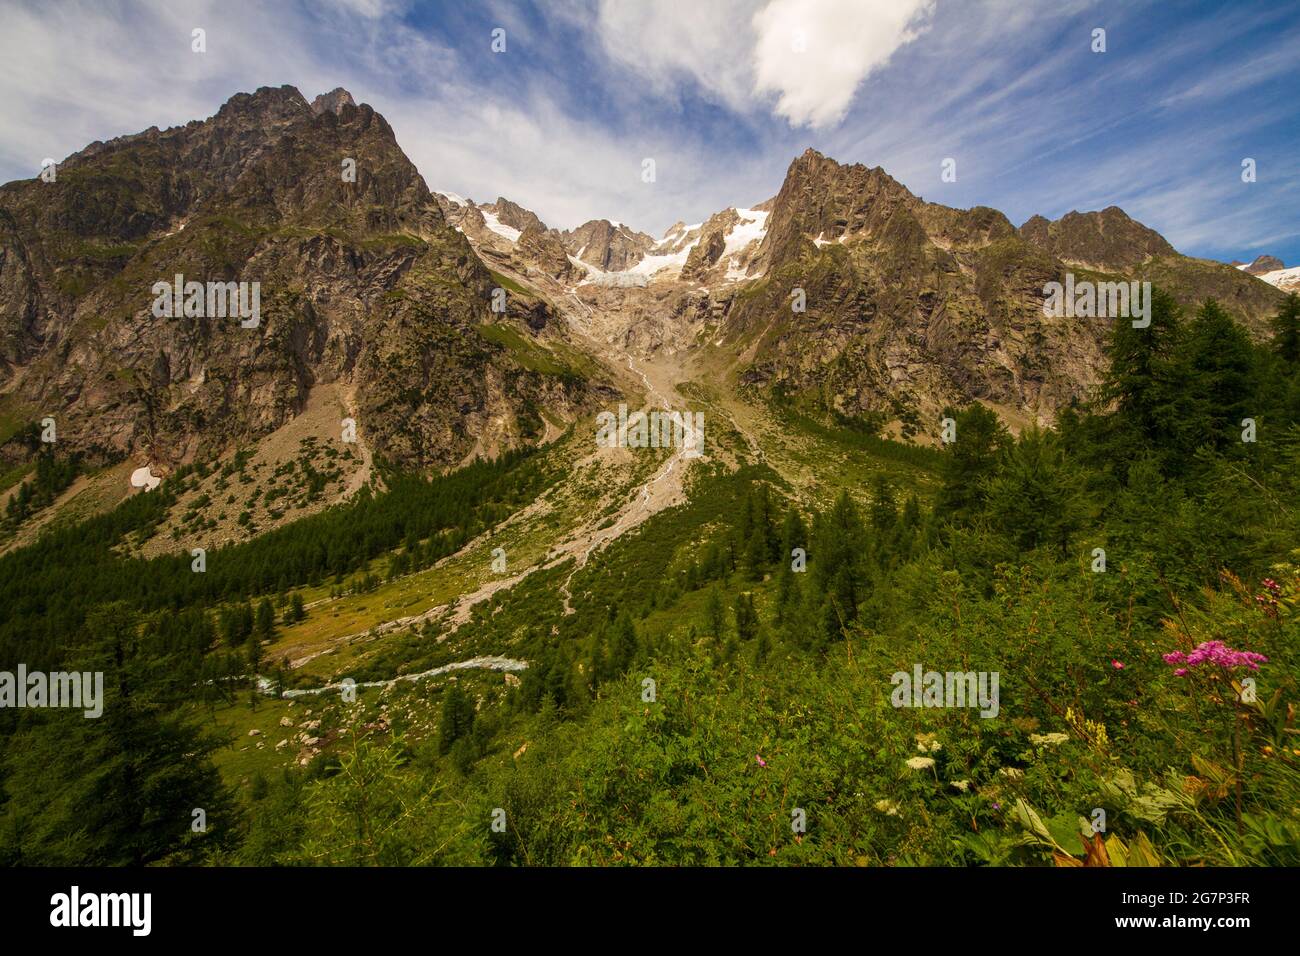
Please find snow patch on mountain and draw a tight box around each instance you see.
[658,222,704,253]
[480,210,521,242]
[1257,266,1300,292]
[575,221,706,284]
[628,246,697,277]
[722,208,769,280]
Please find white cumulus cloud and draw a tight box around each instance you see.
[592,0,934,129]
[752,0,936,128]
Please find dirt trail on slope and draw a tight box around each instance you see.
[341,383,375,497]
[555,350,695,613]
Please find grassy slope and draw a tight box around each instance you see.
[202,389,938,800]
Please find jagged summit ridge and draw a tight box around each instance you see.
[311,87,357,115]
[0,84,600,479]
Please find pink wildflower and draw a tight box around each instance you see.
[755,755,767,768]
[1111,659,1125,669]
[1163,640,1267,677]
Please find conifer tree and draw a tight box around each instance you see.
[608,612,639,675]
[1098,287,1190,471]
[983,427,1094,555]
[246,631,263,683]
[744,524,768,581]
[0,603,236,865]
[705,585,725,641]
[774,558,799,626]
[1181,299,1256,457]
[870,474,897,533]
[255,597,276,640]
[1271,292,1300,364]
[733,592,758,642]
[438,683,476,755]
[780,507,807,567]
[936,404,1010,523]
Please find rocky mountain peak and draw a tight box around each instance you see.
[311,87,357,116]
[562,219,654,272]
[217,84,313,123]
[1017,205,1176,270]
[1240,254,1285,275]
[1232,255,1299,292]
[759,147,919,268]
[486,197,546,234]
[0,82,600,476]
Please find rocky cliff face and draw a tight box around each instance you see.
[434,194,578,283]
[311,87,358,116]
[436,144,1283,440]
[680,212,735,283]
[484,197,544,235]
[1235,254,1284,275]
[1018,206,1176,270]
[515,223,576,281]
[561,219,655,272]
[722,149,1284,432]
[1015,207,1281,327]
[0,86,596,473]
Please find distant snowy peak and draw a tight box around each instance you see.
[561,219,655,273]
[655,221,704,255]
[721,208,769,280]
[570,206,772,286]
[1235,254,1286,275]
[1234,255,1300,292]
[676,206,772,283]
[431,187,774,287]
[482,197,546,235]
[432,192,546,247]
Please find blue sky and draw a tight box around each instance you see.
[1,0,1297,263]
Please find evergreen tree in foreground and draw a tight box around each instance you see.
[936,403,1010,523]
[0,602,236,865]
[1271,292,1300,365]
[983,427,1095,555]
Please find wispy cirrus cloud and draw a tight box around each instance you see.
[0,0,1295,262]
